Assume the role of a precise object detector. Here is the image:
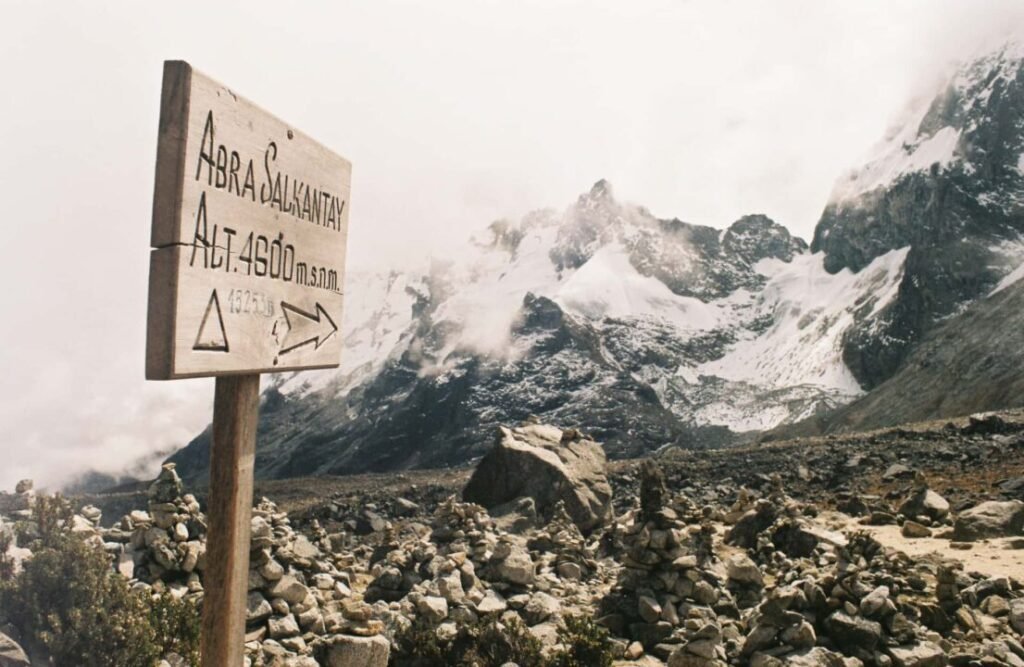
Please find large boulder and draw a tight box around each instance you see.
[952,500,1024,541]
[463,424,612,532]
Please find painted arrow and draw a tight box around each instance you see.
[279,302,338,355]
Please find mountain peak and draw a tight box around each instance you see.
[588,179,614,200]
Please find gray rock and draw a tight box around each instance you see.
[394,498,420,516]
[267,575,310,605]
[780,620,817,650]
[781,647,865,666]
[463,423,612,532]
[888,642,946,667]
[476,590,508,615]
[326,634,390,667]
[824,611,882,654]
[899,488,950,522]
[493,544,535,586]
[901,521,933,538]
[417,596,449,623]
[246,592,272,624]
[291,534,320,560]
[267,613,300,639]
[0,631,29,667]
[953,500,1024,541]
[726,555,764,587]
[883,464,914,481]
[148,464,183,503]
[557,561,582,580]
[638,595,662,624]
[859,586,891,618]
[525,591,561,624]
[1010,598,1024,634]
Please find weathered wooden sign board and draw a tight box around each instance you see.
[147,60,351,380]
[145,61,352,666]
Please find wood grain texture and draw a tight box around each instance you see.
[146,60,351,379]
[201,374,260,667]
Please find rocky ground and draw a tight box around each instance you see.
[3,410,1024,666]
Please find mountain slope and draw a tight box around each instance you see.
[770,276,1024,438]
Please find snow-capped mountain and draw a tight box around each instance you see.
[169,42,1024,483]
[814,41,1024,388]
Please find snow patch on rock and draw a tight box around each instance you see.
[698,247,910,396]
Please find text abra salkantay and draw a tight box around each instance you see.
[193,111,346,232]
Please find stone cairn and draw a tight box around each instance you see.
[65,464,389,667]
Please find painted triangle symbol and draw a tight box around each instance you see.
[193,289,229,352]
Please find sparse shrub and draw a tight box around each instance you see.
[552,615,614,667]
[0,493,201,667]
[0,527,13,582]
[392,615,545,667]
[149,592,202,666]
[461,616,546,667]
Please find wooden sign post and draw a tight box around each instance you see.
[146,61,351,666]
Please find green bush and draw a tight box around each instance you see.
[0,493,201,667]
[0,526,13,583]
[392,613,614,667]
[551,615,614,667]
[392,614,545,667]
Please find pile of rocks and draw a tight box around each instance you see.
[2,466,390,667]
[6,416,1024,667]
[363,494,599,654]
[598,468,738,662]
[98,464,207,598]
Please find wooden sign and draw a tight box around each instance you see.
[147,61,351,380]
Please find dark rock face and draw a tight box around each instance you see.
[812,44,1024,388]
[462,423,612,532]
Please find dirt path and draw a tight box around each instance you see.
[825,512,1024,582]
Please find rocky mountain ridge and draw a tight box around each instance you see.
[167,42,1024,485]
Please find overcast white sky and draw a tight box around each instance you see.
[1,0,1022,491]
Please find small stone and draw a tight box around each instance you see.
[267,614,299,639]
[638,595,663,624]
[417,596,448,623]
[780,620,816,649]
[727,554,764,587]
[395,497,420,516]
[494,545,535,586]
[246,592,272,624]
[525,592,560,624]
[117,550,135,579]
[901,521,933,538]
[267,575,309,605]
[476,590,508,615]
[888,641,946,667]
[859,586,891,618]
